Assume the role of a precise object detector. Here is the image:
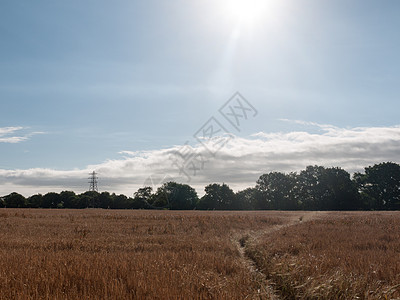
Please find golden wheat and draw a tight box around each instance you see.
[0,209,288,299]
[247,211,400,299]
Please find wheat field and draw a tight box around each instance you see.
[246,211,400,299]
[0,209,292,299]
[0,209,399,299]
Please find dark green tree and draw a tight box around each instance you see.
[42,192,61,208]
[295,166,326,210]
[4,192,26,208]
[354,162,400,210]
[59,191,77,209]
[132,187,153,209]
[256,172,298,210]
[152,182,198,210]
[296,166,359,210]
[235,188,259,210]
[27,194,43,208]
[112,194,130,209]
[198,183,235,210]
[98,192,113,209]
[80,191,100,208]
[320,167,360,210]
[150,189,168,208]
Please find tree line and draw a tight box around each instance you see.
[1,162,400,210]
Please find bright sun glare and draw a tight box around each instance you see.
[226,0,268,24]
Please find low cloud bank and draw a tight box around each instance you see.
[1,123,399,196]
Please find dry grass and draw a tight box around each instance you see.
[246,211,400,299]
[0,209,292,300]
[2,209,398,299]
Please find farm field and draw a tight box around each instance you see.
[0,209,398,299]
[246,211,400,299]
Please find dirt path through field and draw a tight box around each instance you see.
[231,211,326,299]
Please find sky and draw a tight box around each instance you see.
[1,0,400,197]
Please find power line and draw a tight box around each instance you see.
[88,171,98,192]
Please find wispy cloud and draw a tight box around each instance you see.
[0,126,44,143]
[0,127,26,143]
[1,122,400,196]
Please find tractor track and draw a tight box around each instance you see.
[232,212,325,299]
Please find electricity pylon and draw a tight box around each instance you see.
[88,171,98,192]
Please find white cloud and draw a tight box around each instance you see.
[0,127,24,135]
[0,126,43,143]
[1,122,400,197]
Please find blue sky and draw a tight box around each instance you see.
[1,0,400,196]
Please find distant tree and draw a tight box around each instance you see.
[59,191,77,208]
[27,194,43,208]
[235,188,259,210]
[296,166,359,210]
[320,167,360,210]
[112,194,130,209]
[6,161,400,211]
[151,188,168,208]
[74,194,87,208]
[74,192,94,209]
[132,187,153,209]
[80,191,100,208]
[295,166,326,210]
[98,192,113,209]
[3,192,26,208]
[198,183,235,210]
[42,192,62,208]
[256,172,298,210]
[152,182,198,210]
[354,162,400,210]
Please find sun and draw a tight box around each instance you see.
[225,0,268,24]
